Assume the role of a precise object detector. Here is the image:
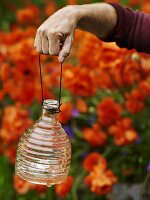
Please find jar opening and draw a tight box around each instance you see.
[42,99,59,113]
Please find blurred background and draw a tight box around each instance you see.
[0,0,150,200]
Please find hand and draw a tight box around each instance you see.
[34,3,117,63]
[34,5,79,63]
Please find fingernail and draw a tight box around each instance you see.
[37,49,41,53]
[58,56,65,63]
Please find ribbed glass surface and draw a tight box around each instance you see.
[141,173,150,200]
[15,113,71,187]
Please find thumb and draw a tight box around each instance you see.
[58,33,74,63]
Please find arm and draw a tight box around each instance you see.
[34,3,150,63]
[102,3,150,54]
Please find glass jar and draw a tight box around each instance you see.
[15,99,71,187]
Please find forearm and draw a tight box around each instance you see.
[76,3,117,38]
[101,3,150,54]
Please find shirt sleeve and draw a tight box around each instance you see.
[101,3,150,54]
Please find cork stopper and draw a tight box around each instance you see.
[42,99,60,113]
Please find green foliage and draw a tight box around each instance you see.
[55,0,67,7]
[0,156,14,200]
[30,101,42,121]
[31,0,45,7]
[0,0,23,31]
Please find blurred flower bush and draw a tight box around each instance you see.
[0,0,150,200]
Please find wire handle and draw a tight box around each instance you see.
[58,62,63,109]
[38,54,63,110]
[38,54,44,105]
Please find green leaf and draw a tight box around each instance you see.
[55,0,67,7]
[30,101,42,120]
[31,0,45,7]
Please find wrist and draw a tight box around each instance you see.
[63,5,82,25]
[75,3,117,38]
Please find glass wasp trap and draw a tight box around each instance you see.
[15,55,71,187]
[141,173,150,200]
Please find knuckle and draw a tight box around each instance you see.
[63,51,70,56]
[38,28,47,37]
[37,28,41,34]
[49,52,59,56]
[48,31,60,38]
[48,31,54,37]
[43,50,49,55]
[42,29,47,36]
[37,49,42,53]
[49,49,59,56]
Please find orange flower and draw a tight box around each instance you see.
[78,33,103,69]
[97,97,122,126]
[13,174,33,194]
[0,89,5,101]
[12,63,38,82]
[74,30,85,44]
[0,145,3,155]
[108,118,138,146]
[128,0,139,6]
[59,102,73,124]
[125,89,145,114]
[4,79,36,105]
[17,6,40,24]
[95,68,113,89]
[0,52,4,62]
[2,36,53,105]
[1,28,24,45]
[97,61,139,89]
[55,176,74,197]
[76,98,88,113]
[120,59,142,86]
[141,3,150,14]
[142,0,150,2]
[83,152,106,172]
[138,79,150,97]
[5,146,16,164]
[33,185,47,194]
[63,65,97,97]
[0,105,32,164]
[108,58,142,87]
[45,1,57,16]
[67,0,77,4]
[78,32,127,69]
[82,123,107,147]
[77,31,143,90]
[3,73,52,105]
[0,104,32,145]
[0,62,12,82]
[141,57,150,74]
[1,27,36,45]
[13,174,47,194]
[84,159,117,195]
[8,38,38,65]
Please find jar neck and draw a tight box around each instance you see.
[42,109,58,118]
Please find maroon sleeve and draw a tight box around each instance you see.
[102,3,150,54]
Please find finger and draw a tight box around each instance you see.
[48,33,62,56]
[34,32,38,48]
[42,35,49,54]
[35,31,42,53]
[58,33,74,63]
